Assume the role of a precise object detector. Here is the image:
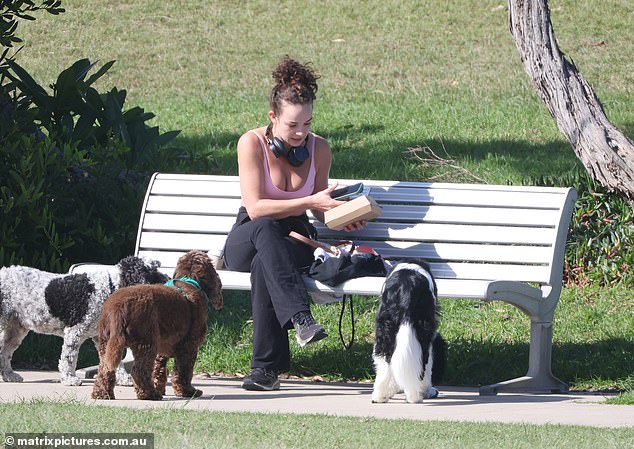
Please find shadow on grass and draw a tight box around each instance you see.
[13,301,633,391]
[438,337,634,389]
[289,336,634,390]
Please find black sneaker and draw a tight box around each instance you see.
[292,311,328,347]
[241,367,280,391]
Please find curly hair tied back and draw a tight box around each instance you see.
[270,56,320,114]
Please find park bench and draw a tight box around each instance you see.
[72,172,577,395]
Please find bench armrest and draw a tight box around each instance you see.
[485,280,556,322]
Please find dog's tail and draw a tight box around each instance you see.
[98,307,127,371]
[391,323,424,390]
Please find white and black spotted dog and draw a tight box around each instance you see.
[372,259,447,404]
[0,256,168,386]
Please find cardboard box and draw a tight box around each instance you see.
[324,195,382,230]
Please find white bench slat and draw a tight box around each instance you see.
[141,214,236,232]
[177,269,494,299]
[145,196,241,214]
[367,187,568,209]
[149,177,243,197]
[140,240,551,266]
[376,204,561,226]
[315,222,556,245]
[429,262,549,283]
[139,232,228,251]
[354,241,553,264]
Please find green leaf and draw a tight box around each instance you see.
[52,61,87,112]
[156,130,180,147]
[85,60,116,87]
[68,58,96,83]
[72,109,97,143]
[6,59,50,106]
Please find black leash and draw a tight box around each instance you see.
[338,294,355,350]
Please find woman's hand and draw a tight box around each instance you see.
[311,183,344,212]
[342,220,368,232]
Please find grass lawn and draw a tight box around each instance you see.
[1,401,633,449]
[15,0,634,185]
[4,0,634,440]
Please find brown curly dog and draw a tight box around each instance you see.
[91,250,223,400]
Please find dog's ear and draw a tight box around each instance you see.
[205,264,224,311]
[149,268,169,284]
[174,250,224,311]
[142,257,169,284]
[118,256,147,287]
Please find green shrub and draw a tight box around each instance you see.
[528,169,634,287]
[4,58,180,163]
[1,2,179,272]
[0,131,146,271]
[566,184,633,288]
[0,135,77,271]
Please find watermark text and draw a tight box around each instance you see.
[4,433,154,449]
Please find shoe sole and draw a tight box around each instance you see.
[241,380,280,391]
[296,329,328,347]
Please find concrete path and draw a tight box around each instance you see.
[1,370,633,428]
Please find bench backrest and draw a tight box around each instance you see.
[136,173,577,288]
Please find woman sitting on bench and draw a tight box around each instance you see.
[223,56,366,391]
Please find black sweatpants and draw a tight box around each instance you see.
[223,212,315,372]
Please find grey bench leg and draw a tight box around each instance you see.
[479,321,569,395]
[77,348,135,379]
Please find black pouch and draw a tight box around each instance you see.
[308,250,387,287]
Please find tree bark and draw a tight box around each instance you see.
[508,0,634,198]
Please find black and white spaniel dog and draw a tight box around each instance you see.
[372,259,446,403]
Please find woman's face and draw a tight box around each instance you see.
[269,101,313,148]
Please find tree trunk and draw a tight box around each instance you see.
[508,0,634,198]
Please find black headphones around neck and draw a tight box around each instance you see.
[265,123,309,167]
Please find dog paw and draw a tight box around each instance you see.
[137,391,163,401]
[2,371,24,382]
[405,395,423,404]
[60,376,83,386]
[371,394,389,403]
[424,386,439,399]
[91,391,115,400]
[176,388,203,398]
[191,388,203,398]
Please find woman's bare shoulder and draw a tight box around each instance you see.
[311,133,332,160]
[238,127,266,153]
